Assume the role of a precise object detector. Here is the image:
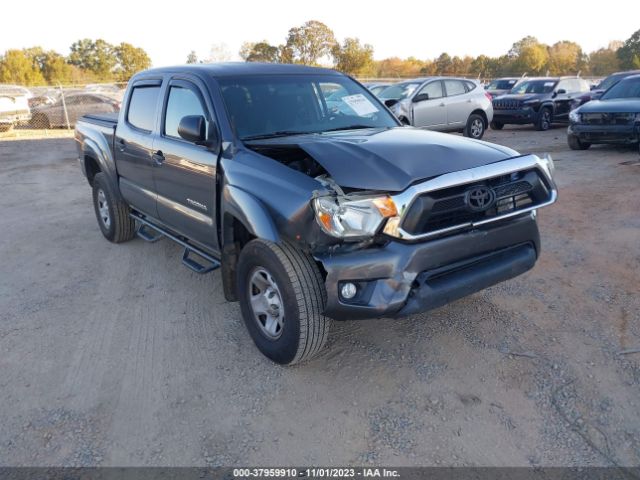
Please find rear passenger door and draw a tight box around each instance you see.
[152,77,220,253]
[443,80,471,129]
[114,79,162,218]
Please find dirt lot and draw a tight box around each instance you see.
[0,127,639,467]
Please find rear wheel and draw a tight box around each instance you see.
[237,239,330,365]
[464,114,485,139]
[490,121,504,130]
[535,107,552,131]
[92,172,136,243]
[568,134,591,150]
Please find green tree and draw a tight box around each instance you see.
[434,53,452,74]
[41,51,74,84]
[186,50,198,64]
[68,39,116,80]
[618,29,640,69]
[470,54,494,77]
[547,41,583,75]
[285,20,336,65]
[0,49,45,85]
[515,43,549,74]
[114,42,151,81]
[508,36,540,58]
[240,41,281,63]
[588,47,621,75]
[332,37,374,75]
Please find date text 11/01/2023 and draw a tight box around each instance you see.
[233,468,401,478]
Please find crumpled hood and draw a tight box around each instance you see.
[249,127,519,192]
[578,98,640,113]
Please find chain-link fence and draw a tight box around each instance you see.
[0,83,126,139]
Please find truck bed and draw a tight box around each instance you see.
[81,112,119,128]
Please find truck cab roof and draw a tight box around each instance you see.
[138,62,343,78]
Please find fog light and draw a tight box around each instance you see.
[341,282,357,299]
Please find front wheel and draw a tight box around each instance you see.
[535,108,552,131]
[464,114,485,139]
[236,239,331,365]
[568,134,591,150]
[490,121,504,130]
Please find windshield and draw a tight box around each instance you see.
[218,75,398,140]
[510,80,557,94]
[597,74,626,91]
[601,77,640,100]
[488,79,517,90]
[378,82,421,101]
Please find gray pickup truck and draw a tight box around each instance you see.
[75,63,557,365]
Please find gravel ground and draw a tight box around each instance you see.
[0,126,639,467]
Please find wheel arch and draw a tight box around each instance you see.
[220,185,280,301]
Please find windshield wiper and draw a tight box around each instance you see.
[242,130,312,141]
[322,125,379,133]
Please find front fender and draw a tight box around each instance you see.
[222,184,280,243]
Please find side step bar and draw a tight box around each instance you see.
[130,213,221,274]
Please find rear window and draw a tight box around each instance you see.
[127,86,160,131]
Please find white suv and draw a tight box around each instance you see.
[379,77,494,139]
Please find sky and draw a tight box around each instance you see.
[1,0,637,66]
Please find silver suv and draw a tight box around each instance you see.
[379,77,494,139]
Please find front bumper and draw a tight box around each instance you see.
[493,108,536,125]
[315,213,540,320]
[568,123,639,144]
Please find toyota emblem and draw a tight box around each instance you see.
[465,186,496,212]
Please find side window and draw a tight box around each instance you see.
[164,85,208,140]
[65,96,80,105]
[418,81,443,99]
[464,81,477,92]
[127,86,161,132]
[444,80,466,97]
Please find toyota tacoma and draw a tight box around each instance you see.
[75,63,557,365]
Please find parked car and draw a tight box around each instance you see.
[572,70,640,107]
[379,77,493,139]
[485,77,522,98]
[491,77,591,131]
[31,93,120,128]
[364,82,392,97]
[0,85,31,132]
[75,63,556,364]
[567,74,640,151]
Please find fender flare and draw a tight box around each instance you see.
[222,184,280,243]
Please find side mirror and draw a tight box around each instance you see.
[412,93,430,103]
[555,89,567,95]
[384,99,398,108]
[178,115,206,143]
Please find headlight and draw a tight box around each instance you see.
[313,195,397,239]
[569,110,581,123]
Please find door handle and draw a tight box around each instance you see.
[152,150,165,166]
[117,139,126,152]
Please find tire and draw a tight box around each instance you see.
[535,107,552,131]
[490,121,504,130]
[92,172,136,243]
[464,113,485,139]
[567,134,591,150]
[237,239,331,365]
[399,117,411,126]
[31,113,50,129]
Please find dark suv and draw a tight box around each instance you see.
[491,77,591,131]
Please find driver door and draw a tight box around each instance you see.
[412,81,446,129]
